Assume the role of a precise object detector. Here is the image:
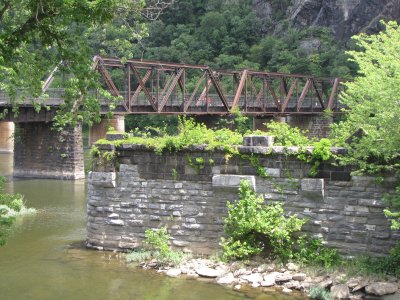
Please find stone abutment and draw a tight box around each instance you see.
[87,141,399,256]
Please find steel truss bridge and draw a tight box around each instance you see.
[0,56,345,117]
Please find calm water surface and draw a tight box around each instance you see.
[0,153,305,300]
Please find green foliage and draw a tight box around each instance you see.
[125,115,179,136]
[308,138,333,177]
[264,121,333,176]
[331,21,400,229]
[171,168,178,180]
[144,226,185,266]
[332,21,400,174]
[126,249,152,263]
[346,242,400,278]
[90,146,101,158]
[0,176,32,246]
[0,0,155,127]
[383,183,400,230]
[309,286,333,300]
[100,117,243,155]
[143,1,353,78]
[294,236,340,268]
[221,180,306,261]
[145,227,171,255]
[187,156,205,172]
[265,121,312,146]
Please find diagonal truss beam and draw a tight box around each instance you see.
[158,68,184,112]
[131,65,157,111]
[297,78,312,112]
[97,63,121,98]
[281,79,298,112]
[186,72,207,111]
[207,70,230,111]
[265,79,281,110]
[196,78,212,106]
[232,69,248,111]
[130,69,152,105]
[312,79,325,110]
[249,77,265,112]
[327,78,340,110]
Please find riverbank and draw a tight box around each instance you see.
[130,256,400,300]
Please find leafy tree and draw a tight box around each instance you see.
[0,0,172,127]
[331,21,400,229]
[332,21,400,173]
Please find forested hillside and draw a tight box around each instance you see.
[138,0,354,78]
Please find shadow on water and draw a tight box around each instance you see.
[0,153,305,300]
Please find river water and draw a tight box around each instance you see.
[0,153,304,300]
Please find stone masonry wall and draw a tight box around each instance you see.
[87,144,400,256]
[14,122,85,179]
[287,115,333,139]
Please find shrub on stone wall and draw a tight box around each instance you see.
[221,180,306,261]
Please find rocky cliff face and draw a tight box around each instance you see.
[253,0,400,40]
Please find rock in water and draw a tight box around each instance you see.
[195,267,223,278]
[166,268,182,277]
[292,273,307,281]
[240,273,263,285]
[331,284,350,299]
[282,288,292,293]
[365,282,398,296]
[275,273,293,283]
[216,272,235,285]
[286,263,300,271]
[261,273,277,287]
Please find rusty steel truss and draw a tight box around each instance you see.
[93,56,344,116]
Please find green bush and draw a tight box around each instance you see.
[294,236,340,268]
[265,121,312,146]
[0,176,31,246]
[221,180,306,261]
[308,138,333,176]
[144,227,186,266]
[145,227,171,256]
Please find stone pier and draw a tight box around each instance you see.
[0,122,14,153]
[286,115,333,139]
[89,115,125,146]
[13,122,84,179]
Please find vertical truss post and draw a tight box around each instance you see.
[126,63,131,111]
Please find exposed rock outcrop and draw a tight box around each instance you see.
[252,0,400,40]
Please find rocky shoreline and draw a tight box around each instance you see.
[136,258,400,299]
